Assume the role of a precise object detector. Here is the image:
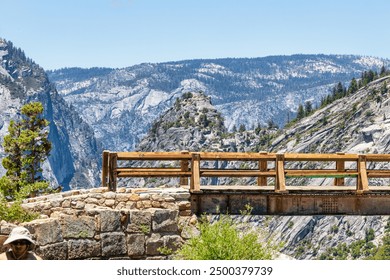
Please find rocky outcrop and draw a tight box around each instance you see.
[239,215,389,259]
[49,55,390,153]
[137,92,227,152]
[0,38,101,190]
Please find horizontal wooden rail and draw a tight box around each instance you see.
[200,169,276,177]
[284,153,359,161]
[102,151,390,193]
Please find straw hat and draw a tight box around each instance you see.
[4,227,35,245]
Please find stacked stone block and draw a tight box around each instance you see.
[0,187,197,260]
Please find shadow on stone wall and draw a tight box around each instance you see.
[0,187,199,260]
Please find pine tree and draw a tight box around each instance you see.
[348,78,358,95]
[335,82,346,99]
[254,123,262,135]
[1,102,52,200]
[304,101,313,116]
[19,102,52,184]
[380,65,387,77]
[296,104,305,120]
[381,81,388,95]
[2,120,23,191]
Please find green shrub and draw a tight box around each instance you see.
[175,215,278,260]
[0,176,40,222]
[371,235,390,259]
[0,198,38,222]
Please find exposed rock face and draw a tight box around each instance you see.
[0,38,101,190]
[269,75,390,186]
[137,92,227,152]
[235,215,389,259]
[272,76,390,154]
[48,55,390,152]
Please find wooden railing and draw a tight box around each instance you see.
[102,151,390,193]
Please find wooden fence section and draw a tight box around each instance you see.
[102,151,390,193]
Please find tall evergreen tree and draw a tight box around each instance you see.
[239,124,246,132]
[348,78,358,95]
[304,101,313,116]
[296,104,305,120]
[380,65,387,77]
[1,102,51,200]
[2,121,23,185]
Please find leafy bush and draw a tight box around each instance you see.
[175,215,278,260]
[0,199,38,222]
[318,228,378,260]
[371,235,390,260]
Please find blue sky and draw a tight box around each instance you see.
[1,0,389,70]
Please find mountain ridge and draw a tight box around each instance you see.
[48,54,390,153]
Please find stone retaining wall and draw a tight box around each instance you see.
[0,187,198,260]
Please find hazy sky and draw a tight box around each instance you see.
[1,0,389,70]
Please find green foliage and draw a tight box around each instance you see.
[296,104,305,120]
[370,219,390,260]
[286,69,389,129]
[372,235,390,259]
[359,70,378,87]
[348,78,358,95]
[267,119,278,129]
[304,101,313,115]
[365,228,375,242]
[318,227,377,260]
[0,198,39,222]
[381,81,388,94]
[198,113,209,127]
[239,124,246,132]
[0,102,51,222]
[182,92,193,99]
[158,246,174,256]
[2,102,51,194]
[175,214,278,260]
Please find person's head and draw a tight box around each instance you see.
[3,227,35,259]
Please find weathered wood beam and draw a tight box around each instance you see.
[284,153,358,161]
[258,151,268,186]
[191,153,201,192]
[335,152,345,186]
[108,153,118,192]
[180,151,190,186]
[275,154,287,193]
[357,155,369,194]
[286,170,358,177]
[199,152,277,160]
[116,151,192,160]
[200,170,276,177]
[102,150,110,188]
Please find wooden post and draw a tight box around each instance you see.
[258,151,268,186]
[275,154,287,193]
[109,153,118,192]
[190,153,201,192]
[102,150,110,188]
[180,150,189,186]
[335,152,345,186]
[357,155,369,194]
